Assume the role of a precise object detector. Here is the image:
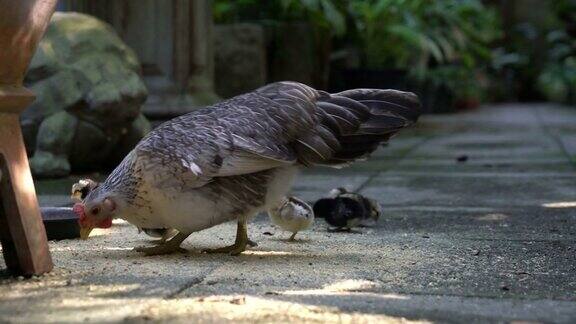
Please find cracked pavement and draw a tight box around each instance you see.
[1,103,576,323]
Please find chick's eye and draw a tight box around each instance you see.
[91,207,100,215]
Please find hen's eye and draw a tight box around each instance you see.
[91,207,100,215]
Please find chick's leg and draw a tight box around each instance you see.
[288,232,297,241]
[135,232,190,256]
[204,219,250,255]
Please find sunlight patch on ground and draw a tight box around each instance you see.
[542,201,576,208]
[476,213,509,221]
[140,295,425,323]
[0,294,426,323]
[278,279,411,300]
[244,250,298,256]
[323,279,383,292]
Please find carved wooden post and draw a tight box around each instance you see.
[0,0,56,276]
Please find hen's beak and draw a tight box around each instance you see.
[79,226,94,240]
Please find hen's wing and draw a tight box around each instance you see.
[134,81,420,191]
[134,83,318,190]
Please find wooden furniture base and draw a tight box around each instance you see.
[0,0,57,276]
[0,88,53,276]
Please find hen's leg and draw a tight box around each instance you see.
[160,228,179,243]
[135,232,190,256]
[203,219,250,255]
[288,232,297,241]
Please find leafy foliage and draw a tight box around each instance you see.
[213,0,346,35]
[348,0,501,75]
[537,30,576,104]
[489,1,576,104]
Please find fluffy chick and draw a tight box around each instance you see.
[330,187,381,226]
[71,179,99,202]
[269,196,314,241]
[314,188,381,230]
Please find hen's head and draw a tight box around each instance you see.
[74,185,121,239]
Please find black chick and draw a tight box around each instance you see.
[313,196,367,230]
[330,187,381,226]
[314,187,381,231]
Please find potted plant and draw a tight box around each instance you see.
[337,0,500,112]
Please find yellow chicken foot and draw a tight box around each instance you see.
[134,232,190,256]
[203,220,250,255]
[247,239,258,247]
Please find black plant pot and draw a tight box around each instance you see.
[331,68,459,114]
[330,68,410,93]
[416,81,457,114]
[41,207,79,240]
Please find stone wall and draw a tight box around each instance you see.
[214,23,267,98]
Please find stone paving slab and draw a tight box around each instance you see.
[536,105,576,163]
[405,132,566,159]
[382,206,576,241]
[2,104,576,323]
[362,172,576,208]
[391,157,575,173]
[171,215,576,300]
[271,293,576,324]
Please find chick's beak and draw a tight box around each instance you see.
[79,226,94,240]
[71,190,83,202]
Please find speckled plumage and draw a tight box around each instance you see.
[269,196,314,239]
[85,81,420,235]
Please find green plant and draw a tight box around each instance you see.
[213,0,346,35]
[348,0,501,75]
[426,65,482,102]
[537,30,576,104]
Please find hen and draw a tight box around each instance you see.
[77,81,420,255]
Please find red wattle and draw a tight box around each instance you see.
[73,203,88,226]
[99,217,113,229]
[73,203,85,217]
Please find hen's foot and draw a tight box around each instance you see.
[203,220,251,255]
[203,242,247,256]
[134,232,190,256]
[247,239,258,247]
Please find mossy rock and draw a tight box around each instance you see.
[23,12,150,177]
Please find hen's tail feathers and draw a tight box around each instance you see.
[295,88,421,166]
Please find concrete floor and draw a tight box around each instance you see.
[1,104,576,323]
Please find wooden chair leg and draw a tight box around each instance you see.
[0,0,58,277]
[0,113,53,276]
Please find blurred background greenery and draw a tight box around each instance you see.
[213,0,576,113]
[22,0,576,176]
